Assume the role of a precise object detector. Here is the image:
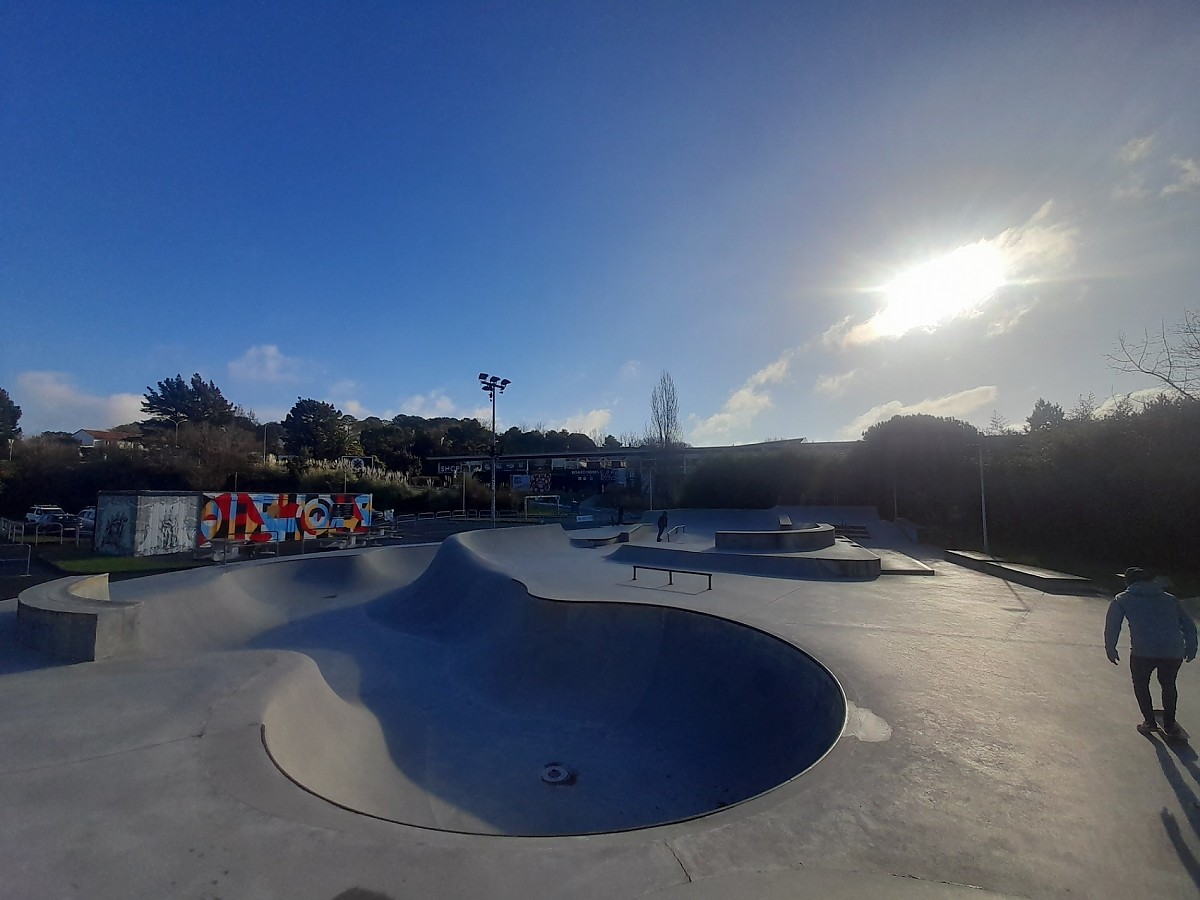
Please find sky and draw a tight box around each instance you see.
[3,1,1200,444]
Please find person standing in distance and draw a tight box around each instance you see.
[1105,567,1197,736]
[656,510,669,542]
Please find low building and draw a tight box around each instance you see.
[72,429,142,451]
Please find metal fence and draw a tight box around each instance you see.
[0,542,31,577]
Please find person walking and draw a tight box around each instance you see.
[656,510,668,542]
[1105,567,1197,736]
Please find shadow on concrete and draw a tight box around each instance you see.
[0,605,67,674]
[1152,737,1200,891]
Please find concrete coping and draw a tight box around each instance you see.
[16,573,143,662]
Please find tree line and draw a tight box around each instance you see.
[0,374,623,516]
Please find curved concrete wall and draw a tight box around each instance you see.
[17,574,141,662]
[714,523,835,552]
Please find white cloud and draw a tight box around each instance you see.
[1162,156,1200,196]
[321,380,371,418]
[689,351,793,444]
[1094,388,1172,417]
[995,201,1078,276]
[1112,136,1200,200]
[1118,135,1156,163]
[15,371,144,434]
[227,344,304,383]
[836,386,998,440]
[814,369,859,396]
[401,390,458,417]
[1113,176,1149,200]
[825,203,1077,348]
[464,405,493,425]
[558,409,613,435]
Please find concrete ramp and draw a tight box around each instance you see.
[258,534,845,835]
[110,546,437,656]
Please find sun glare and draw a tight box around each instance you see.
[872,242,1007,338]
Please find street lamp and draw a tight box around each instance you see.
[478,373,511,528]
[164,412,187,446]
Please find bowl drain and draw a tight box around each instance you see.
[541,762,573,785]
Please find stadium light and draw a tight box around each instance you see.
[478,373,511,528]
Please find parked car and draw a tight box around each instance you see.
[25,505,67,523]
[77,507,96,527]
[37,511,84,531]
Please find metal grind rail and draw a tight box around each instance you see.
[631,564,712,591]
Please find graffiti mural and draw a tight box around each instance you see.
[197,493,372,546]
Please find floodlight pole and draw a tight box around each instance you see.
[478,373,511,529]
[978,444,990,556]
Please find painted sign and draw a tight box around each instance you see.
[197,493,372,546]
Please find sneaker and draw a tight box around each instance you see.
[1163,723,1182,738]
[1137,721,1158,735]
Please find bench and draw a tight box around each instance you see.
[631,564,712,590]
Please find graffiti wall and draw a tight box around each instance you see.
[135,494,198,556]
[95,492,200,557]
[197,493,372,546]
[95,494,140,556]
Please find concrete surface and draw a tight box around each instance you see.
[1,506,1198,898]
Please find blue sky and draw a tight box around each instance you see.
[4,2,1199,442]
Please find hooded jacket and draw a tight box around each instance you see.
[1105,581,1198,660]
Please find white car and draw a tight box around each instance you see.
[26,505,66,523]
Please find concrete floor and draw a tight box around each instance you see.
[1,507,1198,899]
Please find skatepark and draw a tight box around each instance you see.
[2,506,1199,898]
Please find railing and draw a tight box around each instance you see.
[631,564,712,591]
[33,522,65,545]
[665,524,686,542]
[0,518,25,541]
[0,543,31,577]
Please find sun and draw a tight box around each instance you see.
[871,242,1008,338]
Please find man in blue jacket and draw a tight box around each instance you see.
[1105,567,1198,736]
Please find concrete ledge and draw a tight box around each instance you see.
[715,523,834,552]
[17,574,142,662]
[612,542,880,580]
[944,550,1099,595]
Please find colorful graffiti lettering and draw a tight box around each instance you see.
[197,493,372,546]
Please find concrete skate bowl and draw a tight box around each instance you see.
[257,532,846,836]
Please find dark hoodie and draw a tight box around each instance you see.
[1105,581,1198,659]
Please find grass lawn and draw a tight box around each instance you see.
[36,545,208,575]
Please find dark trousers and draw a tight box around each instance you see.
[1130,655,1183,727]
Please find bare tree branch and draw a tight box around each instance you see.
[1106,311,1200,402]
[650,370,681,448]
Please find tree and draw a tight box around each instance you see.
[1108,310,1200,402]
[0,387,21,441]
[985,409,1010,436]
[650,370,681,449]
[282,398,356,460]
[1068,393,1097,422]
[859,414,981,533]
[1026,398,1066,431]
[142,373,236,426]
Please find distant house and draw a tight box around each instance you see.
[72,429,142,451]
